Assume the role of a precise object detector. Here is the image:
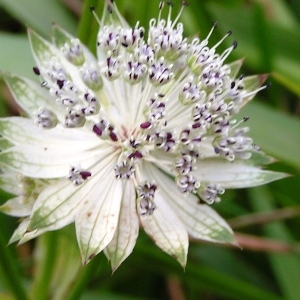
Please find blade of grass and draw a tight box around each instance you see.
[77,0,102,53]
[206,2,300,96]
[0,231,28,300]
[0,33,34,78]
[29,232,58,300]
[136,240,282,300]
[0,0,76,37]
[239,101,300,169]
[250,186,300,300]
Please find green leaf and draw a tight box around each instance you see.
[207,2,300,96]
[0,33,34,78]
[136,240,282,300]
[240,101,300,169]
[0,0,76,37]
[250,186,300,300]
[0,229,28,300]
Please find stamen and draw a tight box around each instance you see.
[169,0,187,29]
[65,109,85,128]
[243,84,270,99]
[33,66,40,75]
[124,61,147,83]
[200,22,217,47]
[37,109,58,129]
[158,1,164,23]
[115,160,135,179]
[175,154,194,175]
[140,121,152,129]
[176,174,200,194]
[198,184,224,204]
[68,166,92,185]
[90,5,102,26]
[137,181,157,216]
[102,54,121,80]
[137,182,157,199]
[81,63,103,90]
[212,30,233,50]
[149,59,174,85]
[155,132,176,152]
[61,39,85,65]
[134,44,155,64]
[138,197,156,216]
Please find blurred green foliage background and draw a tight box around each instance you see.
[0,0,300,299]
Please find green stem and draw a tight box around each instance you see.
[30,231,57,300]
[0,232,28,300]
[64,259,96,300]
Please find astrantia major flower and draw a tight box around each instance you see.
[0,1,286,270]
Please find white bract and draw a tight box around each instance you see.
[0,1,286,270]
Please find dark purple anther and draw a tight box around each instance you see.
[214,147,220,154]
[192,137,201,143]
[93,124,102,136]
[134,151,143,158]
[110,132,118,142]
[33,66,40,75]
[80,171,92,180]
[140,121,152,129]
[166,132,172,139]
[192,122,201,129]
[57,80,65,89]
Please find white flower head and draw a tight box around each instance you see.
[0,0,286,270]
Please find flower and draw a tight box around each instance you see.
[0,0,286,270]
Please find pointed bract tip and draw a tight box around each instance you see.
[83,253,96,266]
[257,73,269,86]
[111,266,118,275]
[172,251,187,269]
[235,241,242,250]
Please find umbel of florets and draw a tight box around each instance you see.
[0,0,286,270]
